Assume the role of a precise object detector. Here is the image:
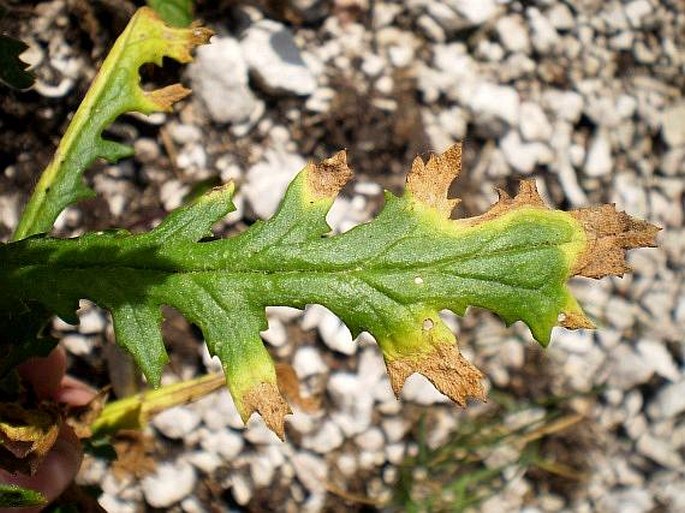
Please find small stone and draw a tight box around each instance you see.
[355,427,385,452]
[613,172,648,219]
[0,193,20,232]
[467,82,520,126]
[624,0,652,28]
[245,417,282,444]
[426,410,457,449]
[605,297,635,331]
[417,14,446,42]
[498,53,536,82]
[612,458,644,486]
[230,473,253,506]
[520,102,553,142]
[657,473,685,511]
[250,455,276,488]
[78,305,107,334]
[500,130,552,174]
[61,333,92,356]
[554,329,594,354]
[361,54,385,77]
[372,2,401,28]
[538,494,565,512]
[292,452,327,493]
[181,497,208,513]
[176,145,208,174]
[546,4,574,30]
[101,473,134,496]
[189,37,259,124]
[426,3,462,32]
[241,20,316,96]
[98,495,137,513]
[169,124,202,145]
[608,345,654,389]
[201,389,245,430]
[437,106,468,140]
[476,40,505,62]
[244,149,305,219]
[303,420,344,453]
[600,487,654,513]
[200,429,244,461]
[305,87,335,113]
[309,306,356,355]
[661,102,685,147]
[648,379,685,419]
[287,410,317,435]
[186,451,223,474]
[293,346,328,378]
[610,31,635,50]
[451,0,497,27]
[141,461,196,508]
[261,318,287,347]
[541,89,584,123]
[636,339,679,382]
[375,75,394,95]
[160,180,189,211]
[495,15,531,53]
[385,443,405,465]
[263,445,286,469]
[381,417,409,443]
[336,453,357,477]
[584,129,613,177]
[637,433,683,469]
[133,138,160,164]
[388,45,414,68]
[527,7,559,54]
[328,373,374,436]
[358,450,384,469]
[152,406,201,439]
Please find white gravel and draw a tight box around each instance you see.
[7,0,682,511]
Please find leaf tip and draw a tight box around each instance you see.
[189,26,214,47]
[143,84,192,112]
[241,382,291,440]
[406,143,462,217]
[305,150,353,201]
[558,311,595,330]
[571,205,660,279]
[385,343,486,406]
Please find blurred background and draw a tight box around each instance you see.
[0,0,683,511]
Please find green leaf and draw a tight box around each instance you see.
[12,7,212,241]
[0,484,46,508]
[147,0,194,27]
[0,145,659,436]
[0,35,34,90]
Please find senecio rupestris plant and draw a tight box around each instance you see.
[0,4,658,488]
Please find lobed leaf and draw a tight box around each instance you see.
[12,7,212,241]
[0,145,659,436]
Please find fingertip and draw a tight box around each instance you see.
[17,347,67,400]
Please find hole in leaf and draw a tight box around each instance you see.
[423,318,434,331]
[138,57,183,92]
